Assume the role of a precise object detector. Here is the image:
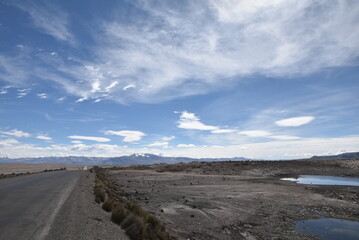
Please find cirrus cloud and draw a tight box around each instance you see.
[68,135,111,142]
[275,116,315,127]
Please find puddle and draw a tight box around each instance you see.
[281,175,359,186]
[295,217,359,240]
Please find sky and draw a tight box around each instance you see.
[0,0,359,159]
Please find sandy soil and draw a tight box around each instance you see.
[105,159,359,240]
[0,163,84,175]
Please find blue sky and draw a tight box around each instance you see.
[0,0,358,159]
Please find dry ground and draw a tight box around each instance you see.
[106,159,359,240]
[0,163,84,175]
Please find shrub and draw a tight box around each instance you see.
[94,184,106,203]
[122,214,145,240]
[111,203,127,224]
[102,198,114,212]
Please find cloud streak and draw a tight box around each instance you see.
[104,130,146,142]
[68,135,111,142]
[0,129,31,138]
[13,1,74,43]
[275,116,315,127]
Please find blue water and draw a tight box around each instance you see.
[296,217,359,240]
[281,175,359,186]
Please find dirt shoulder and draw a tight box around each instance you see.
[105,159,359,240]
[45,170,129,240]
[0,163,84,175]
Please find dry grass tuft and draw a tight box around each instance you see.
[111,203,128,224]
[94,180,106,203]
[93,167,173,240]
[102,198,115,212]
[122,214,145,240]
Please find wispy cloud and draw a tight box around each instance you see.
[0,86,11,94]
[16,88,31,98]
[68,135,111,142]
[13,1,74,43]
[177,144,195,148]
[239,130,271,138]
[211,129,236,134]
[37,93,48,99]
[0,138,20,147]
[104,130,146,142]
[162,136,175,141]
[36,135,52,141]
[0,129,31,138]
[2,1,359,104]
[148,141,169,147]
[66,0,358,103]
[275,116,315,127]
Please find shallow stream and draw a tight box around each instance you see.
[281,175,359,186]
[295,217,359,240]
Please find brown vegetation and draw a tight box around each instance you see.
[92,167,174,240]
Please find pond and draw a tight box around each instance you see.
[295,217,359,240]
[281,175,359,186]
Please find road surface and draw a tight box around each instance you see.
[0,170,81,240]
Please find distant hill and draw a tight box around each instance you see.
[0,153,250,166]
[311,152,359,160]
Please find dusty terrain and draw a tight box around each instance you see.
[0,163,84,175]
[104,159,359,240]
[46,171,129,240]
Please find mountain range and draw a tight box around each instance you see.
[0,152,358,166]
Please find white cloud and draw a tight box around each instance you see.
[269,135,301,140]
[37,93,48,99]
[36,135,52,141]
[13,2,74,43]
[162,136,176,141]
[105,81,119,92]
[16,88,31,98]
[3,1,359,104]
[0,89,8,94]
[0,138,20,147]
[76,97,87,103]
[71,140,82,144]
[177,144,195,148]
[0,129,31,138]
[148,141,169,147]
[239,130,271,137]
[275,116,315,127]
[1,135,359,160]
[211,129,236,134]
[123,84,136,91]
[177,111,218,131]
[177,111,237,134]
[68,135,111,142]
[104,130,146,142]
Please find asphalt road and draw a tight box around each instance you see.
[0,170,81,240]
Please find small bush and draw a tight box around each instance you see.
[111,203,127,224]
[102,198,114,212]
[122,214,145,240]
[94,185,106,203]
[126,202,146,218]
